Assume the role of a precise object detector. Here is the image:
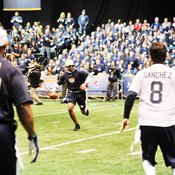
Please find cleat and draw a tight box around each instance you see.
[85,109,89,116]
[74,124,80,131]
[35,102,43,105]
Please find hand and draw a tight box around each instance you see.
[120,118,129,133]
[28,134,39,163]
[80,83,88,90]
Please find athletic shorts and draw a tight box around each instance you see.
[66,90,88,111]
[0,124,16,175]
[140,125,175,168]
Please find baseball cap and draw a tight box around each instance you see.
[0,28,8,47]
[65,60,74,67]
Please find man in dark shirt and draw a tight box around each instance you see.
[106,62,121,101]
[0,27,39,175]
[28,61,43,105]
[41,28,54,61]
[10,12,23,29]
[57,59,93,131]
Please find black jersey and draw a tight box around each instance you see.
[57,69,89,91]
[28,69,41,88]
[0,57,32,122]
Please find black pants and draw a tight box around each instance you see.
[0,124,16,175]
[140,125,175,167]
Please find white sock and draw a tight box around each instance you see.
[142,160,155,175]
[172,168,175,175]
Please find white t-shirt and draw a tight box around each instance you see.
[129,64,175,127]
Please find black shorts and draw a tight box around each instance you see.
[0,124,16,175]
[66,90,88,111]
[140,125,175,167]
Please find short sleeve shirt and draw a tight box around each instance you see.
[129,64,175,127]
[0,57,32,121]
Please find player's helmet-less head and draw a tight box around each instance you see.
[65,60,74,67]
[149,42,167,64]
[0,28,8,47]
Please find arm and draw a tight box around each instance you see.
[11,16,16,23]
[120,91,137,132]
[16,103,39,163]
[16,16,23,23]
[78,16,81,26]
[16,103,35,137]
[85,16,89,26]
[80,73,93,90]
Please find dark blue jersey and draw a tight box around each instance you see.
[57,69,89,91]
[0,57,32,121]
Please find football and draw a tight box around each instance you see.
[49,92,59,99]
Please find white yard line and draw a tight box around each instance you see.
[78,149,96,154]
[20,128,135,155]
[52,121,61,124]
[34,104,119,117]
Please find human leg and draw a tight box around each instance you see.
[0,125,17,175]
[112,82,118,100]
[30,87,42,104]
[77,91,89,116]
[67,102,80,131]
[158,126,175,169]
[106,82,112,100]
[140,126,157,175]
[46,46,51,60]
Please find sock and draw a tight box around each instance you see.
[172,168,175,175]
[142,160,155,175]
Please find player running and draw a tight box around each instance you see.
[57,59,93,131]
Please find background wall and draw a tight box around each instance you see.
[0,0,174,33]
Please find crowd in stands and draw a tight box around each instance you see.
[1,12,175,79]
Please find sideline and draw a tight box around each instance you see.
[20,127,135,155]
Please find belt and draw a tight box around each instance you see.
[68,90,82,93]
[0,120,17,131]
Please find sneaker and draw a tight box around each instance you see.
[36,102,43,105]
[73,124,80,131]
[85,109,89,116]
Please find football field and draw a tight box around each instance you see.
[15,99,171,175]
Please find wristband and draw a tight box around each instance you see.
[28,133,37,140]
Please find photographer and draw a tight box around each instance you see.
[28,61,43,105]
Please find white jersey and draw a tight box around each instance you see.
[129,64,175,127]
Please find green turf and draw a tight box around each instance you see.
[15,99,172,175]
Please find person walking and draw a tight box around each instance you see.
[28,61,43,105]
[120,42,175,175]
[0,27,39,175]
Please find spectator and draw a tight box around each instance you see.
[65,12,75,28]
[106,61,121,101]
[151,17,160,31]
[57,12,66,27]
[134,19,142,31]
[78,9,89,36]
[41,28,54,61]
[10,11,23,29]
